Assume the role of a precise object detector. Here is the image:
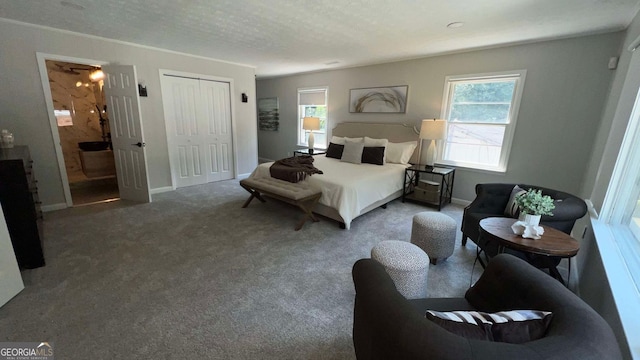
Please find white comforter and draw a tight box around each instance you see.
[250,156,408,229]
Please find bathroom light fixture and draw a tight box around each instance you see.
[89,69,104,81]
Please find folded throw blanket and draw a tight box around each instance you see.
[270,155,323,183]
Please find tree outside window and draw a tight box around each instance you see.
[440,71,526,172]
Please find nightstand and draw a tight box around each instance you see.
[402,165,455,210]
[294,148,326,156]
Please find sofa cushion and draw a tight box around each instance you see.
[425,309,553,344]
[504,185,526,218]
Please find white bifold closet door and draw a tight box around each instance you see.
[161,75,234,188]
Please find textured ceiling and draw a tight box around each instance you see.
[1,0,639,78]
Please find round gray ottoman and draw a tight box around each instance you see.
[371,240,430,299]
[411,212,457,265]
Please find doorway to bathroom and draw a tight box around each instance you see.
[45,59,120,206]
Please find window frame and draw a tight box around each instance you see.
[297,86,329,149]
[593,63,640,359]
[439,70,527,172]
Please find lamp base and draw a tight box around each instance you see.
[308,131,315,150]
[425,139,437,167]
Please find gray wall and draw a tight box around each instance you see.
[257,32,623,202]
[0,19,258,208]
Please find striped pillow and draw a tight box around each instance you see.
[426,309,553,344]
[504,185,526,218]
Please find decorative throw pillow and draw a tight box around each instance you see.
[341,140,364,164]
[364,137,388,163]
[330,136,346,145]
[361,146,385,165]
[425,309,553,344]
[504,185,526,218]
[386,141,417,164]
[326,142,344,159]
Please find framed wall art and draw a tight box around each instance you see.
[257,97,279,131]
[349,85,408,113]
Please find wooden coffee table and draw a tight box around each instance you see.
[479,217,579,284]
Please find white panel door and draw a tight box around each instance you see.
[161,74,234,188]
[160,76,207,188]
[200,80,234,182]
[102,65,151,203]
[0,206,23,308]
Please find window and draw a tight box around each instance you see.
[594,81,640,359]
[440,70,526,172]
[298,87,328,148]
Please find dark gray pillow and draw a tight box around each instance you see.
[425,309,553,344]
[362,147,385,165]
[326,142,344,159]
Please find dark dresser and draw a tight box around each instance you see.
[0,146,44,269]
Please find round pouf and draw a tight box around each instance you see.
[411,212,457,265]
[371,240,430,299]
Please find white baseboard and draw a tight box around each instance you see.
[452,197,471,206]
[258,157,274,164]
[237,173,251,180]
[150,186,173,195]
[41,203,68,212]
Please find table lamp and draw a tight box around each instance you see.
[303,116,320,152]
[419,119,447,168]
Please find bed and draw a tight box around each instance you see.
[249,122,420,229]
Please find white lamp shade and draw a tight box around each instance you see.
[419,119,447,140]
[302,117,321,131]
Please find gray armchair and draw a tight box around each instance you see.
[352,254,622,360]
[460,183,587,273]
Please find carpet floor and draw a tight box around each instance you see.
[0,179,481,359]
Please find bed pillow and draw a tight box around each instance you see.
[364,137,388,163]
[425,309,553,344]
[330,136,346,145]
[341,140,364,164]
[504,185,526,218]
[344,137,364,143]
[386,141,417,164]
[326,142,344,159]
[361,146,385,165]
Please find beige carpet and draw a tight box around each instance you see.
[0,179,480,359]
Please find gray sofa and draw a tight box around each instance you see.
[352,254,622,360]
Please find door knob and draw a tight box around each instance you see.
[132,142,145,147]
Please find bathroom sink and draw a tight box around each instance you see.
[78,141,110,151]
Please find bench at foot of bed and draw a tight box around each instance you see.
[240,177,322,231]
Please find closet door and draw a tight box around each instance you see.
[161,76,207,188]
[161,74,234,188]
[200,80,233,182]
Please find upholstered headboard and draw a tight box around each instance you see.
[331,122,420,164]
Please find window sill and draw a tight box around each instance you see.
[436,161,507,174]
[590,216,640,359]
